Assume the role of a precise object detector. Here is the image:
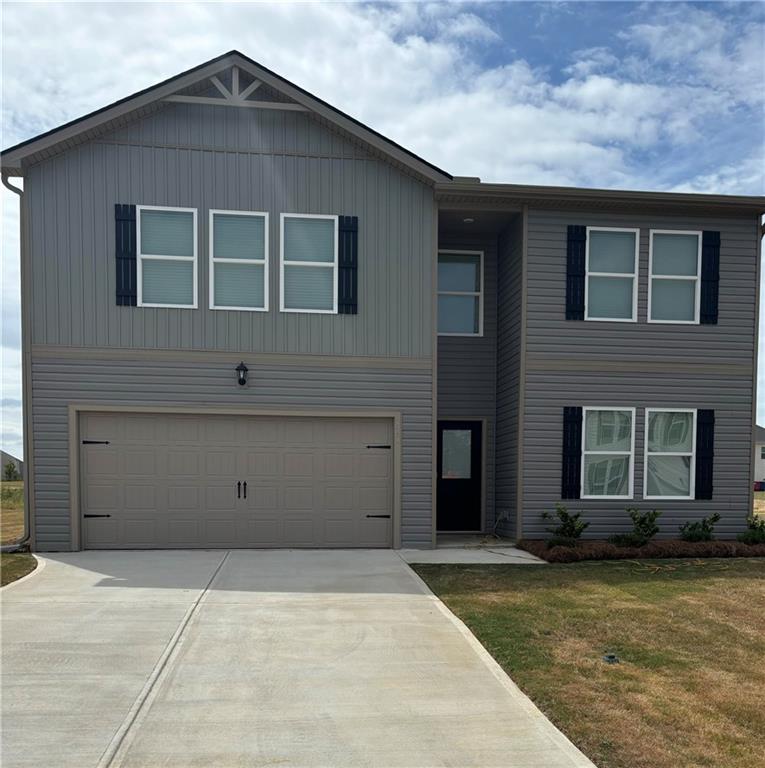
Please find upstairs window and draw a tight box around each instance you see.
[210,210,268,311]
[280,214,337,313]
[137,206,197,308]
[438,250,483,336]
[645,409,696,498]
[649,231,701,324]
[585,228,638,322]
[581,407,635,498]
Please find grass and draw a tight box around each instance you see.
[0,552,37,587]
[1,480,25,545]
[414,559,765,768]
[754,491,765,517]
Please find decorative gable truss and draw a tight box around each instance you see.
[164,66,308,112]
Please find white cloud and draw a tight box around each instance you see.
[1,1,763,449]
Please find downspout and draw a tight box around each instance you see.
[2,172,32,552]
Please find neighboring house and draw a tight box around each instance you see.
[754,426,765,483]
[1,51,763,551]
[0,451,23,480]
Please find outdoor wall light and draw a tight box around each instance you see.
[235,361,248,386]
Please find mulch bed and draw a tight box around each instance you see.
[517,539,765,563]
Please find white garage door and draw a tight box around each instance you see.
[80,412,393,549]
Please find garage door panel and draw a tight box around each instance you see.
[81,413,393,549]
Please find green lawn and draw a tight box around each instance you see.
[0,552,37,587]
[415,560,765,768]
[1,480,24,545]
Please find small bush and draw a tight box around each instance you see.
[541,504,589,547]
[738,513,765,545]
[3,462,20,481]
[679,513,721,542]
[608,508,661,547]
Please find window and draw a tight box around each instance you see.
[585,228,639,321]
[137,206,197,308]
[280,214,338,313]
[645,409,696,499]
[442,429,472,479]
[210,210,268,311]
[761,446,765,460]
[581,407,635,498]
[438,250,483,335]
[649,231,701,324]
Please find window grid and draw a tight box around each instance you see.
[644,408,697,500]
[137,205,198,309]
[209,210,269,312]
[279,213,338,314]
[584,227,639,323]
[648,230,702,325]
[437,249,484,337]
[580,407,636,500]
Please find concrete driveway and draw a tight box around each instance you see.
[1,551,593,768]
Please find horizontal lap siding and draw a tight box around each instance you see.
[26,103,434,359]
[31,356,433,550]
[437,236,497,529]
[495,219,523,537]
[522,209,759,538]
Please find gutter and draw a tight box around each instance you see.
[2,173,32,553]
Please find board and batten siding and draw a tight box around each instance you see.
[30,354,433,551]
[521,208,759,538]
[25,102,435,358]
[437,236,498,530]
[495,217,524,538]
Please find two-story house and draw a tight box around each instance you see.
[2,51,763,551]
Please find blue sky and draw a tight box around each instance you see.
[1,1,764,457]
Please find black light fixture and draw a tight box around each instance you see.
[235,361,248,386]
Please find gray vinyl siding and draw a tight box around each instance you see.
[495,218,524,538]
[26,102,434,358]
[30,354,433,551]
[521,209,759,538]
[437,236,497,530]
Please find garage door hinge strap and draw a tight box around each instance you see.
[366,444,391,449]
[366,514,391,519]
[82,440,110,445]
[84,514,112,518]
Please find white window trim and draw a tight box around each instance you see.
[137,205,198,309]
[437,249,484,337]
[584,226,639,323]
[580,406,636,500]
[644,408,697,500]
[647,229,702,325]
[279,213,338,314]
[209,209,269,312]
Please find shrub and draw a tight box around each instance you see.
[3,462,19,481]
[679,513,721,542]
[608,508,661,547]
[737,513,765,545]
[542,503,589,547]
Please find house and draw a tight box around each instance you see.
[0,451,23,480]
[754,426,765,483]
[2,51,763,551]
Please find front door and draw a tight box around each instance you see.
[437,421,482,532]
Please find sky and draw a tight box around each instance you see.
[1,1,764,458]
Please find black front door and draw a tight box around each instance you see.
[437,421,482,532]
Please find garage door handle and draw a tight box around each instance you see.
[366,445,391,449]
[237,481,241,499]
[82,440,110,445]
[84,514,111,518]
[243,481,247,499]
[366,514,391,519]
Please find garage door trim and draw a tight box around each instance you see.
[68,404,402,551]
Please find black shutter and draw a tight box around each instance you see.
[700,231,720,325]
[338,215,358,314]
[695,409,715,499]
[566,225,586,320]
[115,204,137,306]
[561,406,583,499]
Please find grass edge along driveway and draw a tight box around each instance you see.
[1,553,37,587]
[413,559,765,768]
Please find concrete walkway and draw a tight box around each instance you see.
[1,551,592,768]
